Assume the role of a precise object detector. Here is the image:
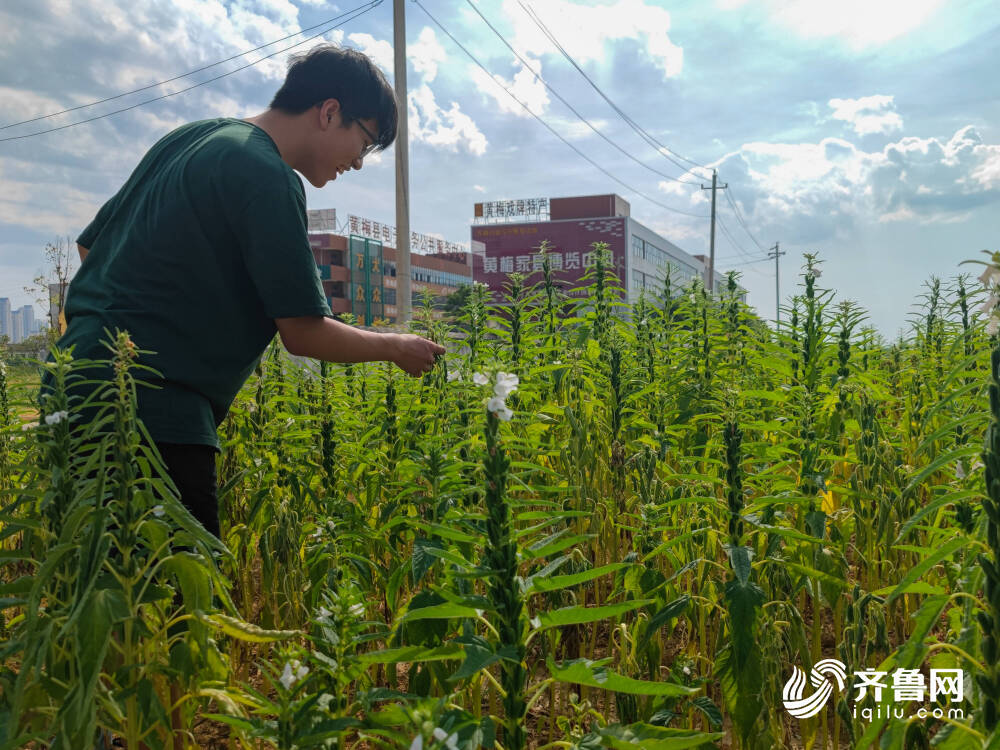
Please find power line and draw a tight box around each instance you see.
[413,0,709,219]
[716,215,754,261]
[519,0,779,263]
[518,0,710,178]
[0,0,383,143]
[723,188,766,253]
[0,5,381,132]
[463,0,699,186]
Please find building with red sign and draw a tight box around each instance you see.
[308,231,473,326]
[471,193,709,304]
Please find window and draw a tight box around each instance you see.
[632,236,645,259]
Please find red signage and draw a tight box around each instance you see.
[471,218,626,300]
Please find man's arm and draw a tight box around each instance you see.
[275,316,445,377]
[77,244,89,262]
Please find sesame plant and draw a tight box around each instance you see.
[3,251,1000,749]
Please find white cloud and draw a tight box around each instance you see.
[408,84,487,155]
[770,0,946,48]
[829,95,903,136]
[470,57,549,117]
[505,0,682,80]
[548,116,611,141]
[410,26,446,83]
[473,184,486,192]
[712,125,1000,240]
[0,162,105,235]
[347,32,393,76]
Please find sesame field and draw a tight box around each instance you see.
[2,249,1000,750]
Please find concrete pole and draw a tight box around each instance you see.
[768,242,785,329]
[700,170,726,294]
[393,0,412,324]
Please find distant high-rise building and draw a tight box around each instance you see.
[19,305,34,340]
[10,309,22,344]
[0,298,10,341]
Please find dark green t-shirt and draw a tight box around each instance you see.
[53,118,331,449]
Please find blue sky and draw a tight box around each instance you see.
[1,0,997,336]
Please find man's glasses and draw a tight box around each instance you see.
[356,121,378,160]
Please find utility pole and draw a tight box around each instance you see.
[700,169,727,294]
[393,0,411,324]
[767,242,785,329]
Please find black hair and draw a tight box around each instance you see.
[270,44,397,151]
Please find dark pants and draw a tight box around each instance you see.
[156,442,220,539]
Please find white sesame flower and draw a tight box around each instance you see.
[472,372,489,386]
[44,410,69,426]
[688,294,695,303]
[295,662,309,680]
[682,665,691,675]
[988,315,1000,336]
[447,369,461,382]
[349,602,365,617]
[487,396,512,421]
[552,360,562,365]
[530,616,541,629]
[980,295,999,315]
[317,606,331,618]
[433,728,448,742]
[955,462,967,480]
[279,662,296,689]
[494,372,519,398]
[21,422,36,431]
[152,505,165,518]
[811,268,822,278]
[980,267,1000,287]
[409,736,423,750]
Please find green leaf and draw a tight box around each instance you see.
[358,644,464,665]
[715,643,763,748]
[638,595,690,651]
[903,445,981,496]
[412,537,444,585]
[194,611,299,643]
[727,546,753,585]
[524,533,594,560]
[597,722,724,749]
[526,563,634,595]
[534,600,651,631]
[887,537,969,604]
[547,656,697,697]
[691,696,723,729]
[872,581,944,598]
[295,718,363,744]
[398,602,482,623]
[895,490,982,543]
[783,562,847,594]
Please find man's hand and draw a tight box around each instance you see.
[389,333,446,377]
[275,316,445,375]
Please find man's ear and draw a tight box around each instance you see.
[319,99,342,128]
